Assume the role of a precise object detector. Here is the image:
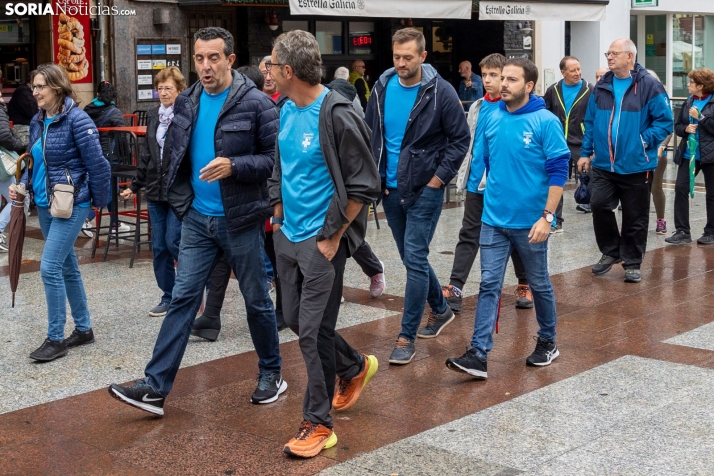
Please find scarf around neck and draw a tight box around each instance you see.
[157,104,174,160]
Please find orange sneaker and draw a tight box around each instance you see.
[333,354,378,411]
[515,284,534,309]
[283,420,337,458]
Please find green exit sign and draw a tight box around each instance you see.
[632,0,658,7]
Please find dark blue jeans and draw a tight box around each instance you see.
[144,208,281,396]
[382,186,448,341]
[147,201,181,305]
[470,224,557,359]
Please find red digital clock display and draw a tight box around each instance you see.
[351,35,372,46]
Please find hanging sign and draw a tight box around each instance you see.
[289,0,472,19]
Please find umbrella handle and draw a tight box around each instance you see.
[15,153,33,183]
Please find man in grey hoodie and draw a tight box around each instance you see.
[267,30,381,458]
[365,28,470,365]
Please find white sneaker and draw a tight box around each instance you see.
[0,234,7,252]
[369,260,386,298]
[111,222,131,235]
[80,219,94,238]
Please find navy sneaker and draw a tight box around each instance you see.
[109,380,165,416]
[388,337,416,365]
[417,307,455,339]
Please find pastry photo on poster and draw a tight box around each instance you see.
[52,0,92,83]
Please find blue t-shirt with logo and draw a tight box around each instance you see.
[190,88,229,216]
[384,75,420,188]
[683,96,710,161]
[466,99,501,194]
[611,75,633,148]
[279,87,334,243]
[562,80,582,114]
[481,101,570,229]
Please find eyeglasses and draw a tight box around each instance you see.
[31,84,48,92]
[264,61,286,71]
[604,51,626,58]
[260,69,270,77]
[157,87,175,93]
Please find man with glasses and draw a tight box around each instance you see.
[267,30,380,457]
[349,60,370,110]
[109,26,285,415]
[578,38,672,283]
[260,55,289,108]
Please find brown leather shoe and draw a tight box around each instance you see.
[283,420,337,458]
[333,354,378,411]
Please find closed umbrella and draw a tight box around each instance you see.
[7,153,32,307]
[688,107,701,199]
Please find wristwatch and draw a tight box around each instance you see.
[542,209,554,223]
[270,217,284,226]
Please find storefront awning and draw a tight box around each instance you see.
[288,0,472,20]
[479,0,608,21]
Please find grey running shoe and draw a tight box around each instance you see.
[697,234,714,245]
[417,306,455,339]
[665,230,692,245]
[388,337,416,365]
[624,269,641,283]
[592,255,621,275]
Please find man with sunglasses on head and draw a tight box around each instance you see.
[578,38,672,284]
[109,26,285,416]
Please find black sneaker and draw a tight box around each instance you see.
[697,234,714,245]
[576,203,592,213]
[592,254,622,275]
[624,268,641,283]
[191,314,221,341]
[445,348,487,379]
[109,380,165,416]
[251,373,287,404]
[417,306,455,339]
[526,336,559,367]
[63,328,95,348]
[149,302,170,317]
[29,338,68,362]
[664,230,692,245]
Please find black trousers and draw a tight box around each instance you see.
[351,240,383,277]
[275,235,361,427]
[204,230,284,327]
[673,160,714,236]
[590,167,652,269]
[449,191,527,290]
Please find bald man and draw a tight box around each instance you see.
[458,61,483,105]
[595,67,609,83]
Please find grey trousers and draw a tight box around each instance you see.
[274,232,362,427]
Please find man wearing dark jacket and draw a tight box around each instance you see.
[579,39,672,283]
[268,30,381,457]
[365,28,470,365]
[7,77,38,146]
[543,55,594,222]
[109,27,285,416]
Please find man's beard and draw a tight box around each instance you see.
[397,64,420,81]
[503,85,528,106]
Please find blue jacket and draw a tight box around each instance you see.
[581,64,673,174]
[23,97,111,208]
[458,72,483,103]
[364,64,470,208]
[167,71,279,234]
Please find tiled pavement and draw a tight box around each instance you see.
[1,172,714,475]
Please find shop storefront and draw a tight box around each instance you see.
[630,0,714,100]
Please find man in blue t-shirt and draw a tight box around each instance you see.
[579,39,673,284]
[109,27,285,416]
[365,28,470,366]
[445,53,534,314]
[268,31,380,458]
[446,58,570,381]
[544,56,594,220]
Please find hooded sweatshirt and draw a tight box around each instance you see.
[481,94,570,229]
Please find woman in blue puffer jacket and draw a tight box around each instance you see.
[9,63,111,362]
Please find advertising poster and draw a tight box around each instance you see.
[51,0,92,83]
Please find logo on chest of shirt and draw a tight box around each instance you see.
[523,131,533,148]
[302,133,314,152]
